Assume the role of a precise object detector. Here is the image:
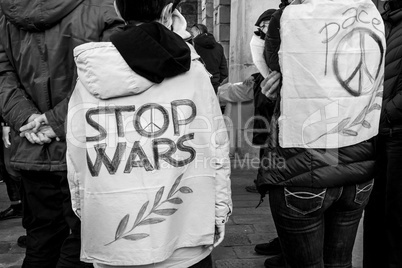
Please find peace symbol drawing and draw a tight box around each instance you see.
[333,28,384,97]
[134,104,170,138]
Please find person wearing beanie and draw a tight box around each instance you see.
[249,8,284,267]
[66,1,232,267]
[190,23,228,94]
[216,10,284,265]
[218,8,277,197]
[363,1,402,267]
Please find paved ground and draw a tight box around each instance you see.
[0,161,363,268]
[211,163,363,268]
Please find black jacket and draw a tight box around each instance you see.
[380,6,402,135]
[257,141,376,196]
[193,33,228,92]
[257,5,376,195]
[0,0,122,171]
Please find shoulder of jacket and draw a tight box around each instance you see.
[386,25,402,53]
[73,42,116,58]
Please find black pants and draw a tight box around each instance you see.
[20,171,89,268]
[363,133,402,268]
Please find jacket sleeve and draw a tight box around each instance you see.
[219,48,228,83]
[45,2,124,139]
[67,148,81,219]
[264,9,283,72]
[210,86,232,226]
[218,82,254,103]
[0,41,40,131]
[45,99,69,139]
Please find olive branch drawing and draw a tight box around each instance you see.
[105,174,192,246]
[307,91,382,145]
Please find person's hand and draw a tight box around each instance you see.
[2,125,11,148]
[261,71,282,100]
[243,76,255,88]
[20,113,47,134]
[213,224,225,247]
[206,224,226,251]
[24,124,58,145]
[19,114,59,144]
[207,224,225,250]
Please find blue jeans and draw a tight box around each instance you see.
[269,181,373,268]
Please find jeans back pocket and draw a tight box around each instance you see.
[284,187,326,215]
[354,179,374,205]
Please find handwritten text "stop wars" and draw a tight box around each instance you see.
[85,100,197,176]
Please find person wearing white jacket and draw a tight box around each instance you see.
[66,0,232,267]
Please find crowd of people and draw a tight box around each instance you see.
[0,0,401,268]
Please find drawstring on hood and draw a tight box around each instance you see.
[0,0,83,31]
[110,22,191,84]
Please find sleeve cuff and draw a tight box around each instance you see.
[45,110,66,139]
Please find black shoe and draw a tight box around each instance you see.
[245,185,259,193]
[0,205,22,221]
[255,237,281,255]
[17,235,26,248]
[264,254,285,268]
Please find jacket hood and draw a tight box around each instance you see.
[193,33,217,49]
[110,22,191,84]
[0,0,83,31]
[73,42,200,100]
[74,42,154,100]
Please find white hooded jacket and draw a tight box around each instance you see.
[66,40,232,266]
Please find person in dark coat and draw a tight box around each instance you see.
[363,1,402,267]
[0,0,122,267]
[190,23,228,93]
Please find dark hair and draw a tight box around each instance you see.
[279,0,290,8]
[115,0,181,22]
[191,23,208,34]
